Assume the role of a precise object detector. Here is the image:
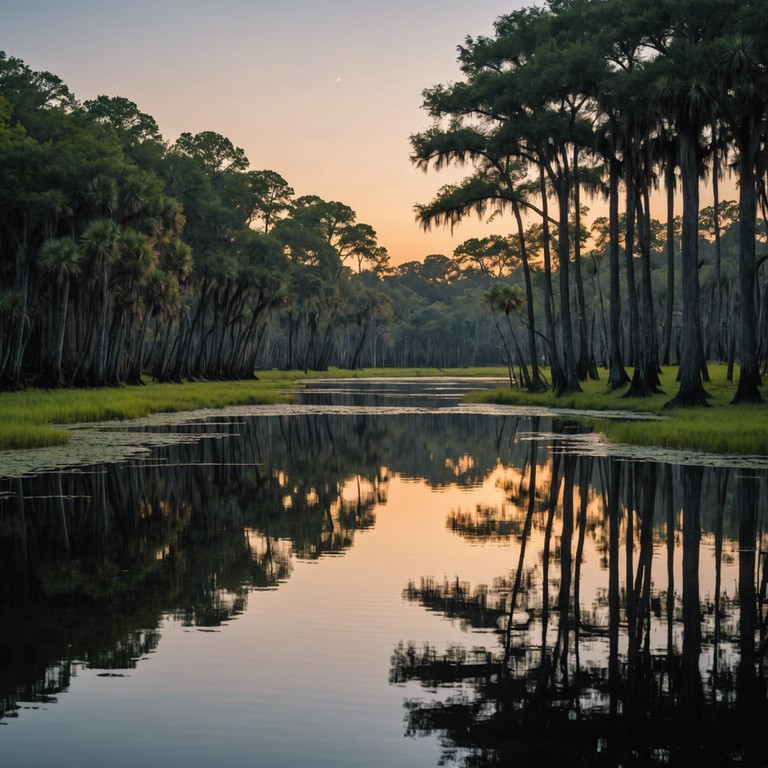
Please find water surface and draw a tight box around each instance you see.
[1,379,766,767]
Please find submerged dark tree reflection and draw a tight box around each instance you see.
[0,412,390,721]
[4,399,768,767]
[393,453,768,767]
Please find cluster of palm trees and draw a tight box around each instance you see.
[0,53,394,388]
[413,0,768,405]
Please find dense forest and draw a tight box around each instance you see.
[2,0,768,406]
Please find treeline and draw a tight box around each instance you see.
[0,52,390,387]
[413,0,768,405]
[9,46,566,389]
[0,51,533,389]
[5,0,768,403]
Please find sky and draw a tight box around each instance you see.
[2,0,531,264]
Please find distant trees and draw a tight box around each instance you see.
[412,0,768,406]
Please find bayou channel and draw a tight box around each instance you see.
[2,379,767,767]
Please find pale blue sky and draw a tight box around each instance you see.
[2,0,527,261]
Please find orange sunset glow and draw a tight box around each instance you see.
[2,0,534,264]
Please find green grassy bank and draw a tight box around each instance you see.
[466,364,768,455]
[0,376,293,450]
[0,367,507,450]
[2,365,764,455]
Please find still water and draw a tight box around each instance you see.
[1,379,767,767]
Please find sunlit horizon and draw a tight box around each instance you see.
[2,0,538,264]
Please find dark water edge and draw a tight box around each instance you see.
[1,379,767,767]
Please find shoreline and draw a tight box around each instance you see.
[1,365,764,456]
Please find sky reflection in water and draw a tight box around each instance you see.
[1,379,766,767]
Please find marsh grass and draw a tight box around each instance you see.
[466,364,768,455]
[0,421,67,449]
[4,365,760,455]
[591,408,768,455]
[0,378,294,450]
[0,367,508,450]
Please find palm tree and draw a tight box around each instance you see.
[83,176,118,220]
[482,283,529,389]
[38,236,81,385]
[79,218,121,384]
[39,188,73,239]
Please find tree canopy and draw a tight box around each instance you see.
[4,0,768,401]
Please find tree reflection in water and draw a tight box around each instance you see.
[2,402,767,767]
[393,432,768,767]
[0,413,387,721]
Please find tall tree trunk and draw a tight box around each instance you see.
[505,311,529,387]
[512,200,546,391]
[608,157,629,389]
[623,160,641,372]
[640,186,659,380]
[127,307,151,384]
[93,259,110,385]
[539,166,563,391]
[555,176,580,395]
[667,131,709,407]
[662,155,676,366]
[491,312,516,388]
[10,234,30,386]
[47,278,70,386]
[626,185,659,397]
[732,122,763,404]
[572,149,594,380]
[712,123,724,362]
